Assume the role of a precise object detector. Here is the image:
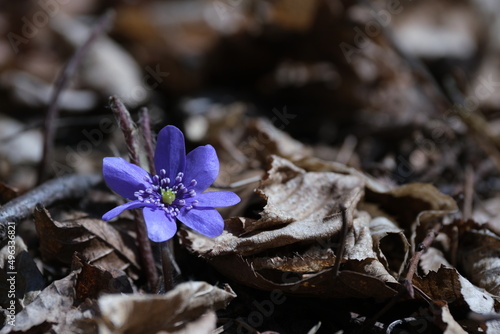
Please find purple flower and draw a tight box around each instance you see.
[102,125,240,242]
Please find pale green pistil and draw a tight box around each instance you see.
[161,188,176,205]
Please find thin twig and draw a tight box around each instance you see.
[37,11,114,184]
[0,174,101,237]
[139,107,156,175]
[332,204,349,277]
[449,225,459,268]
[463,165,474,220]
[402,221,443,298]
[109,96,158,291]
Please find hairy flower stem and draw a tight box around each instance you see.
[109,96,141,165]
[161,240,174,292]
[109,96,158,291]
[139,107,176,291]
[139,108,156,175]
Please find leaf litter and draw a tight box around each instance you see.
[1,0,500,333]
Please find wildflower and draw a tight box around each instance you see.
[102,125,240,242]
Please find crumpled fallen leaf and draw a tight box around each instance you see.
[182,155,398,298]
[95,281,236,334]
[413,266,500,333]
[33,206,140,279]
[0,237,45,314]
[458,225,500,296]
[0,253,131,334]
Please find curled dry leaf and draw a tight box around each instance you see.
[1,253,133,334]
[0,271,78,334]
[96,281,236,334]
[182,155,398,298]
[0,237,45,312]
[33,206,140,279]
[434,303,468,334]
[365,183,458,231]
[369,216,409,277]
[413,266,500,333]
[459,227,500,296]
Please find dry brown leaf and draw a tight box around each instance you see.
[435,303,468,334]
[199,156,365,257]
[420,247,452,275]
[0,253,132,334]
[0,271,78,334]
[182,155,398,298]
[413,266,500,333]
[0,237,44,313]
[33,206,140,279]
[365,183,458,230]
[369,216,410,277]
[96,281,236,334]
[459,228,500,296]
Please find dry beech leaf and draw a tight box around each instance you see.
[369,216,409,277]
[33,206,140,279]
[0,253,133,334]
[0,271,78,334]
[413,266,500,333]
[0,237,45,311]
[202,155,365,257]
[182,155,398,298]
[434,303,468,334]
[72,253,133,304]
[295,156,389,193]
[365,183,458,230]
[459,228,500,296]
[96,281,236,334]
[419,247,452,274]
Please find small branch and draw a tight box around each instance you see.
[139,107,156,175]
[332,204,349,277]
[463,165,474,220]
[109,96,158,291]
[0,174,101,236]
[402,221,443,298]
[37,11,114,184]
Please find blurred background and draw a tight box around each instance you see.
[1,0,500,215]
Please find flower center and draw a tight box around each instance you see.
[134,169,199,217]
[161,188,176,205]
